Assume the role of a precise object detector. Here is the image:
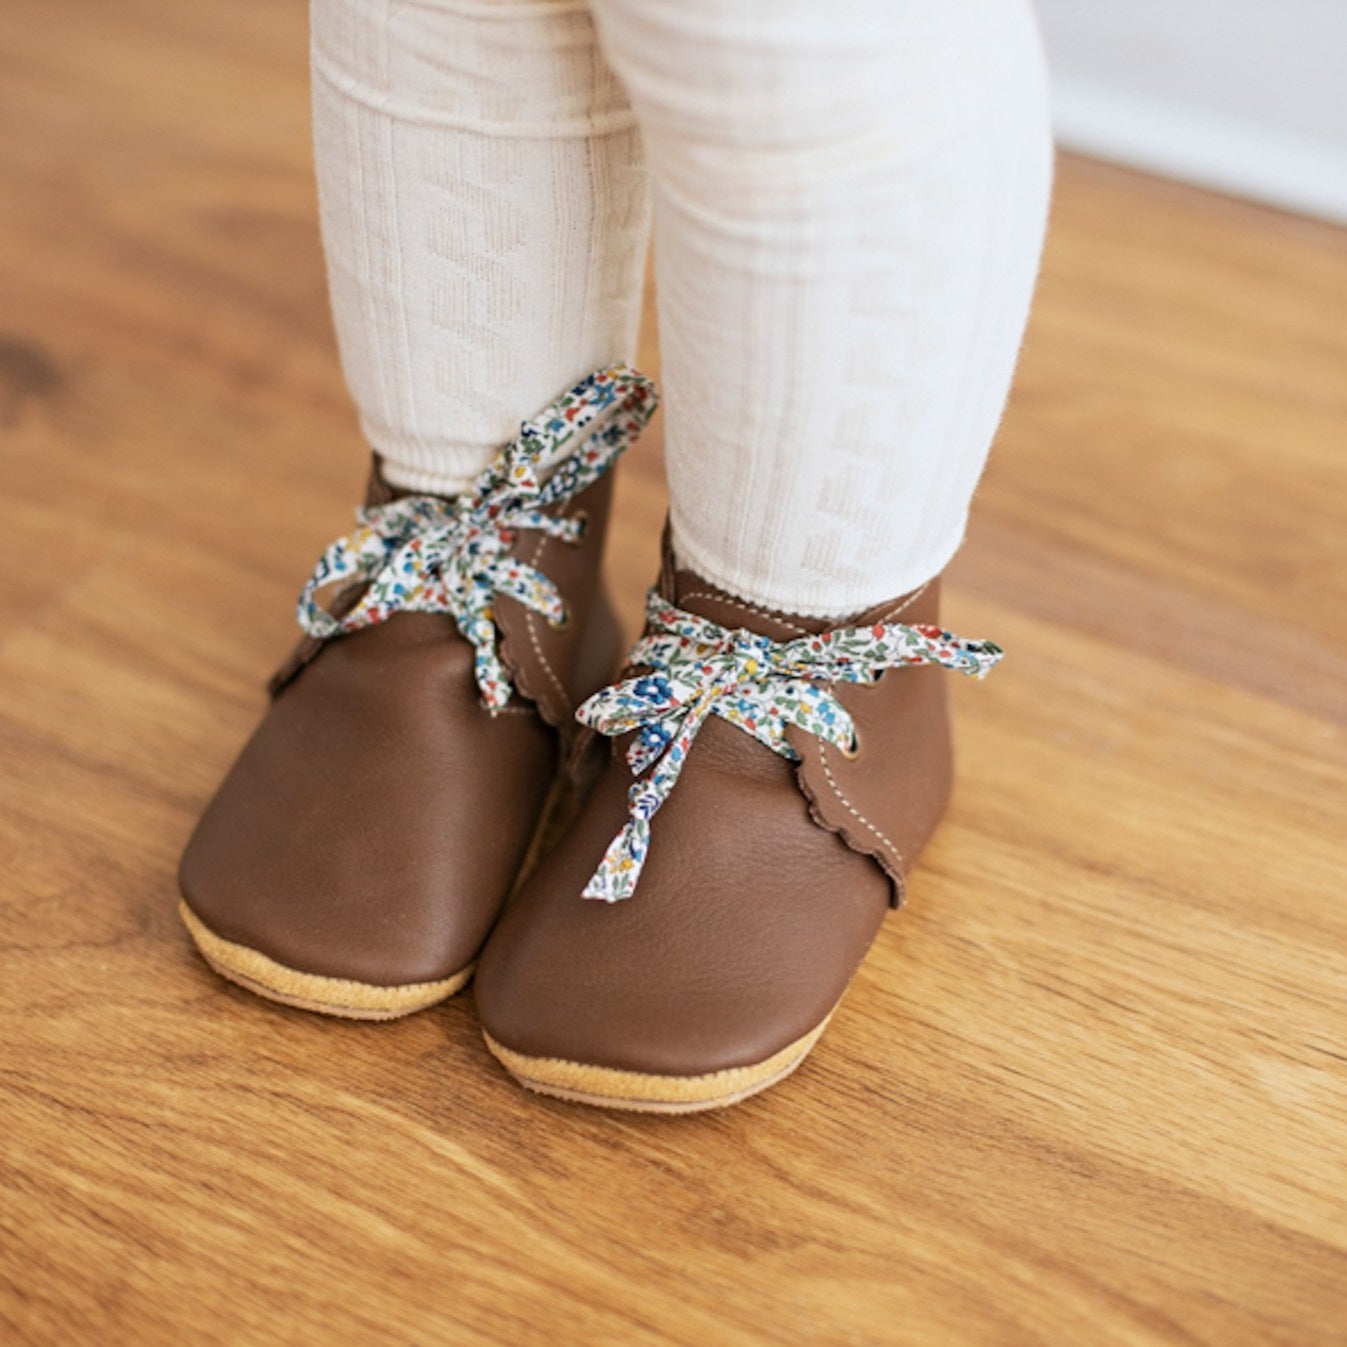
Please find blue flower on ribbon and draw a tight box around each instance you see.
[631,675,674,703]
[638,723,673,753]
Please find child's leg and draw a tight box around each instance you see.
[310,0,652,493]
[590,0,1052,615]
[179,0,658,1019]
[476,0,1055,1110]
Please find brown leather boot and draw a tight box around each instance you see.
[178,365,657,1019]
[474,535,1002,1109]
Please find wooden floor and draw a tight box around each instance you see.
[3,4,1345,1344]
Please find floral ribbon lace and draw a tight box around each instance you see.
[296,364,657,709]
[574,590,1004,902]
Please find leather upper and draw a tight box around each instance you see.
[178,463,620,986]
[474,556,954,1075]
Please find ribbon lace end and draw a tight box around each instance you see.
[580,818,649,902]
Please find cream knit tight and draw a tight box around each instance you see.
[311,0,1052,615]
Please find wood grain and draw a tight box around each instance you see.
[2,3,1345,1344]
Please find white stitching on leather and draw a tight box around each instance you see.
[873,579,930,626]
[815,737,904,869]
[680,586,910,866]
[679,583,926,635]
[524,527,570,710]
[678,591,809,636]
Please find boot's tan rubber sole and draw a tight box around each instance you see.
[179,900,473,1020]
[481,1015,832,1114]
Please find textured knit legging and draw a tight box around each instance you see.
[311,0,1053,616]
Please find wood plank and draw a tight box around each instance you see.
[1,3,1344,1344]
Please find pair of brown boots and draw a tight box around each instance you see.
[178,366,1001,1112]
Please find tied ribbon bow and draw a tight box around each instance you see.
[575,591,1004,902]
[296,364,657,709]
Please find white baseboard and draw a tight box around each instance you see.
[1051,76,1347,225]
